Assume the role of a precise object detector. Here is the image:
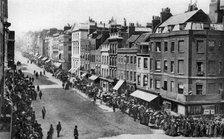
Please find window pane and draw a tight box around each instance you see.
[171,61,174,73]
[144,58,148,68]
[164,60,168,71]
[208,61,216,75]
[178,40,184,53]
[196,40,204,53]
[163,81,167,90]
[171,42,175,52]
[196,84,203,95]
[164,42,168,52]
[143,75,148,86]
[138,58,141,68]
[178,60,184,74]
[155,60,161,70]
[155,80,161,89]
[170,81,174,92]
[178,83,184,94]
[156,42,161,52]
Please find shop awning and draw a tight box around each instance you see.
[56,71,62,78]
[45,59,51,63]
[53,63,62,68]
[38,55,43,59]
[81,73,87,77]
[89,75,99,81]
[130,90,158,102]
[42,57,48,61]
[113,80,124,90]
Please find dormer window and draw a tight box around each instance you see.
[179,23,186,30]
[168,25,174,32]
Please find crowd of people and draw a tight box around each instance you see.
[71,77,224,138]
[4,69,43,138]
[23,53,224,138]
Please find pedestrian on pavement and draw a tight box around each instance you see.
[37,85,40,92]
[42,106,46,119]
[56,121,62,137]
[36,72,39,79]
[47,131,51,139]
[40,71,42,76]
[62,82,65,89]
[39,91,42,100]
[74,125,79,139]
[34,70,36,75]
[43,70,45,75]
[49,124,54,138]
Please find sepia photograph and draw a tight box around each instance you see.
[0,0,224,138]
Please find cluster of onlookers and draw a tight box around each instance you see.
[72,77,224,138]
[4,69,43,139]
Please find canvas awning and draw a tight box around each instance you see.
[81,73,87,77]
[89,75,99,81]
[130,90,158,102]
[113,80,124,90]
[53,63,62,68]
[38,55,43,59]
[56,71,62,77]
[45,59,51,63]
[42,57,48,61]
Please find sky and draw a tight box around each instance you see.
[8,0,211,35]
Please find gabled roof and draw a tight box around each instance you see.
[135,33,150,44]
[126,35,140,43]
[159,9,208,27]
[71,23,89,32]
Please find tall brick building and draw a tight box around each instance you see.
[149,9,224,115]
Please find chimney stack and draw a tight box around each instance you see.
[160,7,172,23]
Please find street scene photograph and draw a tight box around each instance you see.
[0,0,224,138]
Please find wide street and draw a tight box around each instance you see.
[15,52,154,139]
[15,51,224,139]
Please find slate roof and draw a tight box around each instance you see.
[126,35,140,43]
[159,9,202,27]
[135,33,150,44]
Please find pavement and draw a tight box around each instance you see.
[0,132,10,139]
[15,51,223,139]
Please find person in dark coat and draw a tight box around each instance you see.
[43,70,45,75]
[40,71,42,76]
[42,106,46,119]
[37,85,40,92]
[74,125,79,139]
[62,82,65,89]
[36,72,39,79]
[39,91,42,100]
[47,131,51,139]
[49,124,54,138]
[56,121,62,137]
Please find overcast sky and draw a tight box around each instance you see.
[8,0,210,34]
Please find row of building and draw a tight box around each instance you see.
[0,0,15,117]
[26,1,224,116]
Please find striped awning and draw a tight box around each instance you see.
[130,90,158,102]
[113,80,124,90]
[89,75,99,81]
[45,59,51,63]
